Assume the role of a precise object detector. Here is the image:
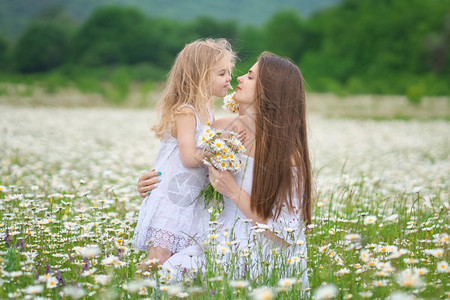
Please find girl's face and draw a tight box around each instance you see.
[234,62,258,106]
[211,57,232,98]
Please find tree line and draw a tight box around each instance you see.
[0,0,448,98]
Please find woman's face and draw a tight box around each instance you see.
[234,62,258,105]
[211,57,232,98]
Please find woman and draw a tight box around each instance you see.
[137,52,312,287]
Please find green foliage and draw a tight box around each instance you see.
[70,6,148,66]
[0,33,10,70]
[0,108,449,298]
[0,0,339,39]
[67,64,166,103]
[13,21,72,73]
[11,5,76,74]
[1,0,449,98]
[263,10,313,63]
[4,247,21,272]
[140,18,196,68]
[300,0,450,95]
[406,82,425,105]
[41,71,71,94]
[69,6,200,69]
[189,16,239,44]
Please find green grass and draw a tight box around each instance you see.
[0,105,448,299]
[0,151,448,299]
[0,64,167,106]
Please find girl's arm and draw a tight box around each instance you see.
[175,108,207,168]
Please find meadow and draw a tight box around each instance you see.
[0,95,449,299]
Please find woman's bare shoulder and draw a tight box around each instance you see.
[212,116,240,130]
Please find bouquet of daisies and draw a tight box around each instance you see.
[222,92,239,113]
[197,123,246,220]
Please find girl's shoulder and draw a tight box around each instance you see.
[173,105,198,123]
[177,104,196,114]
[177,105,214,126]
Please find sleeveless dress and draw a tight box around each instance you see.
[133,105,212,254]
[163,155,309,290]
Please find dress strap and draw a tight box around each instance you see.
[178,104,200,127]
[179,104,213,129]
[208,107,214,124]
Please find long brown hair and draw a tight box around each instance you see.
[251,52,312,226]
[153,38,235,138]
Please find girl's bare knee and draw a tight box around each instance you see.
[147,246,172,265]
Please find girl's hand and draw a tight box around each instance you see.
[137,169,161,198]
[194,151,211,167]
[237,128,246,144]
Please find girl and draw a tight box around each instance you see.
[133,38,235,269]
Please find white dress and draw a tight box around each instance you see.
[133,105,212,254]
[163,155,309,289]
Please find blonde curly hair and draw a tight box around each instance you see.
[153,38,236,139]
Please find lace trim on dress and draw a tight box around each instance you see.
[145,227,195,254]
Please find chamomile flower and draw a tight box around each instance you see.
[359,291,373,298]
[63,286,86,299]
[335,268,351,276]
[251,286,275,300]
[216,158,229,171]
[434,233,449,245]
[404,257,419,264]
[217,245,229,254]
[101,255,118,266]
[222,92,239,113]
[386,291,416,300]
[423,248,444,258]
[313,283,337,299]
[278,277,296,288]
[94,274,111,285]
[212,139,226,151]
[414,267,429,275]
[396,269,425,288]
[24,285,44,295]
[78,245,101,258]
[229,280,249,289]
[436,260,449,273]
[360,250,372,263]
[345,233,361,241]
[364,215,377,225]
[46,276,59,289]
[373,279,389,287]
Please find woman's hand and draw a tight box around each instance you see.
[137,169,161,198]
[208,166,268,226]
[207,166,239,200]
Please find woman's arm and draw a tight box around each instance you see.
[137,169,161,198]
[212,116,236,130]
[213,116,246,143]
[207,166,264,223]
[207,166,288,246]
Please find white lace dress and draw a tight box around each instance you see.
[163,155,309,289]
[133,106,212,254]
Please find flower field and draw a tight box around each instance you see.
[0,103,448,299]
